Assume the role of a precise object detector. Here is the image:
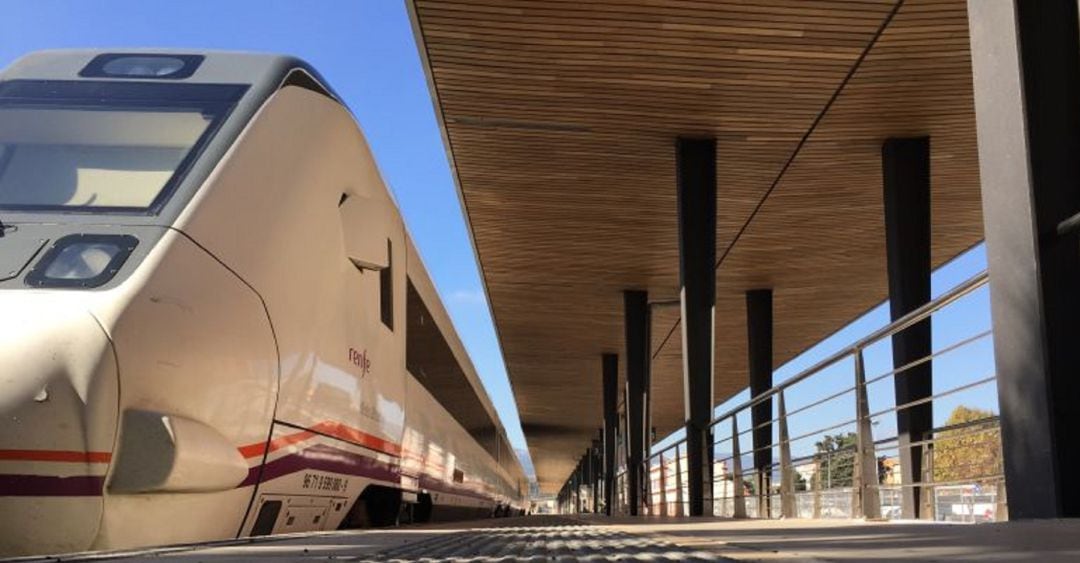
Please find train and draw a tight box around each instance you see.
[0,50,527,557]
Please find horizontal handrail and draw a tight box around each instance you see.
[653,411,1002,478]
[862,329,992,388]
[581,271,997,518]
[648,274,989,465]
[867,374,996,421]
[670,415,1003,478]
[692,328,994,463]
[707,271,988,431]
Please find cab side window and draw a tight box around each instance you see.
[379,239,393,330]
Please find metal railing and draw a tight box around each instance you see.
[644,270,1003,522]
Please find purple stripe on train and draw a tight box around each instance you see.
[245,444,501,504]
[0,474,105,496]
[239,443,400,487]
[417,474,497,503]
[0,444,505,505]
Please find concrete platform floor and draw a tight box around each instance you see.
[580,515,1080,562]
[18,515,1080,562]
[21,516,714,562]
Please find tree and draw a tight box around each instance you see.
[742,477,756,496]
[814,432,857,488]
[933,405,1001,484]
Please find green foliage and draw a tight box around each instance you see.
[814,432,857,488]
[933,405,1001,484]
[743,478,756,496]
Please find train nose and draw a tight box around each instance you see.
[0,296,119,557]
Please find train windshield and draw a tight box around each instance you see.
[0,80,246,214]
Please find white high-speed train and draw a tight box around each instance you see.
[0,50,527,557]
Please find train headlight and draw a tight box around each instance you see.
[103,56,186,77]
[80,53,204,80]
[26,234,138,288]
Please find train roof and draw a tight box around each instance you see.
[0,49,333,95]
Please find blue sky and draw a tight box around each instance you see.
[1,1,998,481]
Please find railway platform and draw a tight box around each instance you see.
[18,515,1080,562]
[15,516,713,562]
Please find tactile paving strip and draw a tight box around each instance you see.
[349,517,721,562]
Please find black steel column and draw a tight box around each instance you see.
[578,456,586,514]
[567,470,572,514]
[602,354,618,515]
[596,434,604,514]
[583,448,590,513]
[570,462,577,514]
[677,137,717,517]
[882,136,932,519]
[968,0,1080,519]
[624,290,650,516]
[620,387,628,510]
[580,458,586,514]
[746,289,773,511]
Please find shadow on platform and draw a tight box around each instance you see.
[578,514,1080,561]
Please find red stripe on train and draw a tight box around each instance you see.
[1,422,400,465]
[237,421,401,459]
[0,450,111,463]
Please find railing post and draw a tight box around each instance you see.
[659,452,668,516]
[995,428,1009,521]
[708,429,715,517]
[778,390,796,518]
[731,417,747,518]
[812,456,822,518]
[854,349,882,519]
[621,473,627,514]
[617,471,626,516]
[674,444,684,516]
[920,444,935,520]
[758,471,770,518]
[624,472,629,514]
[646,457,652,515]
[851,460,859,516]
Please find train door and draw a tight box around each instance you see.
[176,85,410,535]
[240,197,409,534]
[338,194,409,525]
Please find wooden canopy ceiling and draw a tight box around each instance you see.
[409,0,983,492]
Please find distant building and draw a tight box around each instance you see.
[530,495,557,514]
[795,462,817,489]
[880,457,902,485]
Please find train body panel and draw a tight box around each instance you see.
[175,85,408,460]
[402,370,511,517]
[400,239,527,514]
[90,229,278,549]
[0,292,118,555]
[0,50,526,557]
[237,423,393,536]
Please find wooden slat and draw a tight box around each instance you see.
[412,0,982,492]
